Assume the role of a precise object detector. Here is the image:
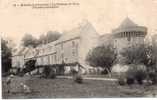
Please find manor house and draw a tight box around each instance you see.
[12,18,147,74]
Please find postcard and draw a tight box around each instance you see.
[1,0,157,99]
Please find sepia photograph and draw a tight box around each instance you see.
[1,0,157,99]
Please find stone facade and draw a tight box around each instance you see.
[12,21,99,73]
[11,18,147,73]
[12,47,29,68]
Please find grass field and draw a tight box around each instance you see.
[2,76,157,99]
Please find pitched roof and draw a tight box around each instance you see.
[118,17,138,28]
[12,47,29,56]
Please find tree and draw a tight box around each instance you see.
[1,38,12,74]
[46,31,61,43]
[21,34,38,48]
[120,44,157,85]
[120,45,147,65]
[120,44,156,67]
[86,45,117,75]
[38,34,46,44]
[38,31,61,44]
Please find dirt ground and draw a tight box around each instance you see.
[2,76,157,99]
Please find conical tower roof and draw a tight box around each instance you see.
[118,17,137,28]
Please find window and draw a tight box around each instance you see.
[41,57,43,65]
[61,53,64,59]
[48,56,50,65]
[72,50,75,56]
[54,54,57,62]
[61,44,63,50]
[51,55,53,64]
[72,41,75,47]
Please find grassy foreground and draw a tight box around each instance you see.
[2,76,157,99]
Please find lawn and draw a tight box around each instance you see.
[2,76,157,99]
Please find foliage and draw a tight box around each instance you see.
[24,60,36,72]
[121,44,147,65]
[118,77,126,86]
[125,64,147,85]
[148,71,157,84]
[120,44,157,85]
[19,60,36,76]
[121,44,157,67]
[1,38,12,73]
[101,69,108,75]
[135,70,147,85]
[70,69,78,75]
[86,45,117,73]
[126,77,135,85]
[21,31,61,47]
[74,74,83,84]
[46,31,61,43]
[21,34,38,48]
[38,31,61,44]
[42,66,56,79]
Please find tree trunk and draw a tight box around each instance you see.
[106,68,112,78]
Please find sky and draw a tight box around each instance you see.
[0,0,157,46]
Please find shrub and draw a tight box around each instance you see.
[42,66,56,79]
[126,77,135,85]
[101,69,108,75]
[74,74,83,84]
[135,70,147,85]
[125,64,146,85]
[48,68,56,79]
[118,77,126,85]
[125,64,135,85]
[148,71,157,84]
[70,69,78,75]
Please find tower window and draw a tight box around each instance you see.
[61,44,63,49]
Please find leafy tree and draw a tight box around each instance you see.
[38,31,61,44]
[38,34,46,44]
[120,45,147,65]
[86,45,117,75]
[120,44,156,67]
[21,34,38,48]
[46,31,61,43]
[1,38,12,73]
[120,44,157,85]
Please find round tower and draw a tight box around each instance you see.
[112,17,147,54]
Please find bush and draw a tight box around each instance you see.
[135,70,147,85]
[42,66,56,79]
[118,77,126,85]
[70,69,78,75]
[101,69,108,75]
[126,64,146,85]
[74,74,83,84]
[48,68,56,79]
[126,77,135,85]
[148,71,157,84]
